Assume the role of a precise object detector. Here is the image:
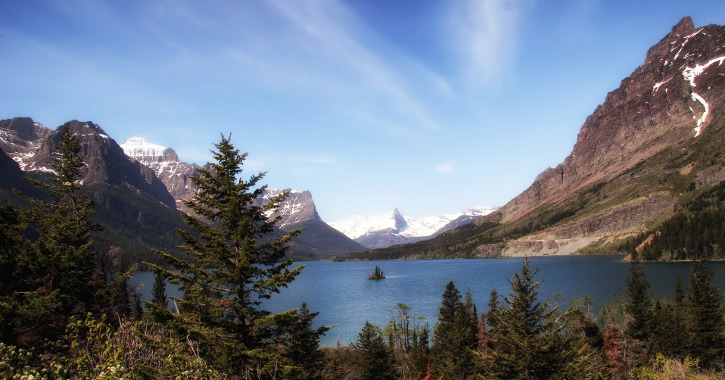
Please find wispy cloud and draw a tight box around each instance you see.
[229,0,447,135]
[446,0,532,88]
[436,162,455,173]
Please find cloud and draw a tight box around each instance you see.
[447,0,532,87]
[229,0,447,135]
[436,162,455,173]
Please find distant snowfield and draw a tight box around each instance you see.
[330,207,497,240]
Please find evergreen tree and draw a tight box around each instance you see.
[282,303,329,379]
[149,135,306,374]
[686,260,725,367]
[354,321,395,380]
[23,127,103,316]
[10,127,103,349]
[0,204,27,344]
[432,281,466,378]
[486,288,500,333]
[449,290,478,378]
[145,269,170,323]
[674,274,686,306]
[433,281,460,347]
[410,323,431,380]
[110,258,131,319]
[484,257,568,379]
[624,259,653,341]
[650,300,685,359]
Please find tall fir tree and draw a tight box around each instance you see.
[146,269,170,323]
[686,260,725,367]
[11,127,103,349]
[281,303,329,379]
[354,321,395,380]
[149,135,306,374]
[484,257,569,379]
[431,283,479,379]
[623,258,653,369]
[432,281,460,378]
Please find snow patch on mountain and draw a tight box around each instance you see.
[331,207,497,240]
[120,137,169,159]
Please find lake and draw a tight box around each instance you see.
[130,255,725,347]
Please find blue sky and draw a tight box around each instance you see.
[1,1,724,223]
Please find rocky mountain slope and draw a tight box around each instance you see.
[0,118,185,265]
[331,207,497,249]
[342,17,725,261]
[255,188,366,258]
[120,137,199,209]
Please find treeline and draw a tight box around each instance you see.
[622,180,725,261]
[2,130,725,378]
[322,257,725,379]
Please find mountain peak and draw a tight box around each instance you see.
[61,120,109,137]
[121,137,179,162]
[671,16,695,38]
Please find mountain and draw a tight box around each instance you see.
[0,118,186,266]
[341,17,725,261]
[330,207,497,249]
[118,137,366,259]
[255,188,367,258]
[120,137,199,209]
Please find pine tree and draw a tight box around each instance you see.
[146,269,171,323]
[484,257,568,379]
[623,258,653,369]
[432,281,460,378]
[354,321,395,380]
[686,260,725,367]
[410,323,431,380]
[450,290,478,378]
[282,303,329,379]
[650,300,685,358]
[0,204,27,344]
[23,127,103,316]
[12,127,103,349]
[149,135,306,374]
[486,288,500,333]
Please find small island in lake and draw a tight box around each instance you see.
[368,266,386,280]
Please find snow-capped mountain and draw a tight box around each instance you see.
[120,137,200,205]
[331,207,497,249]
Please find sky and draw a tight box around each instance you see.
[1,1,724,223]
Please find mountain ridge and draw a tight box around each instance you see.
[331,207,497,249]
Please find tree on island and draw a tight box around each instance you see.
[369,265,386,280]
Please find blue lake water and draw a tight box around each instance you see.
[130,255,725,347]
